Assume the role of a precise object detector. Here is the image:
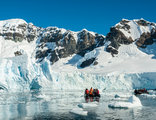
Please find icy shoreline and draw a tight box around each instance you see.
[0,57,155,92]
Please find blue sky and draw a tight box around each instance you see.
[0,0,155,35]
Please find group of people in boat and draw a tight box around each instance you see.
[85,87,100,97]
[134,88,149,95]
[85,87,149,96]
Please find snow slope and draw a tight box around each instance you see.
[0,19,155,92]
[115,19,155,41]
[45,43,156,91]
[0,19,27,32]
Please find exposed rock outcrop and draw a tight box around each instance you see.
[0,19,39,42]
[1,18,156,66]
[36,28,105,64]
[106,46,118,57]
[106,19,156,55]
[14,51,22,56]
[136,32,153,48]
[80,57,96,68]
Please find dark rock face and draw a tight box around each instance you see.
[77,30,95,56]
[136,30,156,48]
[2,18,156,67]
[77,33,105,56]
[136,19,149,26]
[80,58,96,68]
[26,34,36,42]
[36,29,77,63]
[1,23,26,42]
[106,46,118,57]
[0,22,39,42]
[26,23,39,42]
[106,27,133,54]
[93,60,98,65]
[36,49,51,60]
[106,19,156,56]
[106,27,133,48]
[3,32,24,42]
[14,33,24,42]
[35,18,156,64]
[40,28,64,43]
[116,19,131,31]
[95,34,105,46]
[14,51,22,56]
[59,31,77,57]
[36,28,105,64]
[120,19,129,25]
[136,32,153,48]
[37,28,78,61]
[49,50,59,64]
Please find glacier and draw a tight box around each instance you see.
[0,42,156,92]
[0,18,155,92]
[0,55,155,92]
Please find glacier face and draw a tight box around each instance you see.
[0,18,155,92]
[0,56,156,92]
[0,53,155,92]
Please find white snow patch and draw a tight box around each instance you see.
[72,32,78,43]
[0,19,27,27]
[115,19,154,41]
[60,28,67,34]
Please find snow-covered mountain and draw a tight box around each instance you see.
[106,19,156,55]
[0,18,156,92]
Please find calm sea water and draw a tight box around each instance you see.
[0,90,156,120]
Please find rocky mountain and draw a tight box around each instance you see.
[0,19,40,42]
[0,19,155,67]
[106,19,156,56]
[0,19,105,66]
[35,18,156,67]
[0,18,156,91]
[36,28,105,64]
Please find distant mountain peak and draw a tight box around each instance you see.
[0,18,155,66]
[0,18,27,26]
[106,18,156,56]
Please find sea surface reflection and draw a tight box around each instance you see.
[0,90,156,120]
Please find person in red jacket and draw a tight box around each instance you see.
[96,89,100,97]
[97,89,99,95]
[85,88,89,95]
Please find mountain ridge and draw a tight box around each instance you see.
[0,18,156,91]
[0,18,155,67]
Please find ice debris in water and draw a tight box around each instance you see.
[140,94,156,99]
[108,95,142,108]
[78,102,98,108]
[35,94,51,101]
[70,107,88,116]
